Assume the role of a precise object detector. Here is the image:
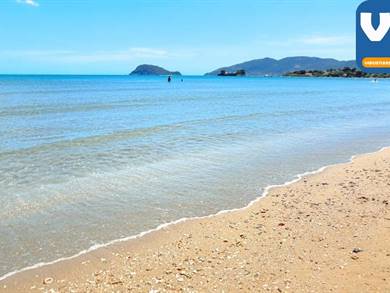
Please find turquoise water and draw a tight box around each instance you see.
[1,75,390,277]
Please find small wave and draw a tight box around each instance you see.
[0,109,315,156]
[1,145,388,282]
[0,124,186,157]
[0,102,155,118]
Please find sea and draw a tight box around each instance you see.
[1,75,390,278]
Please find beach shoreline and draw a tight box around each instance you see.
[2,147,390,292]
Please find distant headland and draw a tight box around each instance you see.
[205,57,356,76]
[130,64,181,76]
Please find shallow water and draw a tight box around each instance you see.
[1,75,390,277]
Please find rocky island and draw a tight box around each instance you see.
[130,64,181,76]
[217,69,246,76]
[284,67,390,78]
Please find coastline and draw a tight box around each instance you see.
[2,146,390,292]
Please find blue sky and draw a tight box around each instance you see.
[0,0,362,74]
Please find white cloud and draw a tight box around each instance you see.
[248,35,355,61]
[301,35,354,46]
[0,48,171,63]
[262,35,354,48]
[17,0,39,7]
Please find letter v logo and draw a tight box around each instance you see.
[357,0,390,73]
[361,12,390,41]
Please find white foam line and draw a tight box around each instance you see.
[1,145,389,283]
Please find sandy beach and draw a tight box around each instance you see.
[1,148,390,292]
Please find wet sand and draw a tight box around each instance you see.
[1,148,390,292]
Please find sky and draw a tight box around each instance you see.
[0,0,363,74]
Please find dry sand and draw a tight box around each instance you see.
[1,148,390,292]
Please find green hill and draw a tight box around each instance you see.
[206,57,356,76]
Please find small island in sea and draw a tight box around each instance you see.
[284,67,390,78]
[130,64,181,76]
[217,69,246,77]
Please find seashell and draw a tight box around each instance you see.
[43,277,54,285]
